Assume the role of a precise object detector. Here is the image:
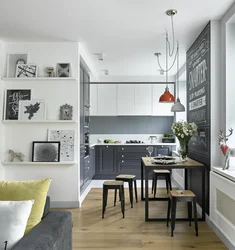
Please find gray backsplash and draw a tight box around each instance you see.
[90,116,174,134]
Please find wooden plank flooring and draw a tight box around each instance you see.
[65,188,227,249]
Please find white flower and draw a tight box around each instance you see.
[181,134,184,138]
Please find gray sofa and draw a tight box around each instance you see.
[12,197,72,250]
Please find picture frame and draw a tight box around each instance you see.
[18,99,46,120]
[4,89,32,120]
[32,141,60,162]
[56,63,71,77]
[7,53,29,77]
[59,103,73,120]
[16,64,37,78]
[48,129,75,161]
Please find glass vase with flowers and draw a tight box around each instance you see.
[171,120,198,161]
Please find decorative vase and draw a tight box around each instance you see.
[179,140,189,161]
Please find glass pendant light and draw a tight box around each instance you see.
[171,42,185,112]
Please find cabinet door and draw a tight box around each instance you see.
[117,84,135,115]
[90,84,98,116]
[96,146,116,175]
[152,84,174,116]
[90,146,96,178]
[80,146,85,189]
[135,84,152,115]
[84,70,90,108]
[97,84,117,115]
[117,159,141,178]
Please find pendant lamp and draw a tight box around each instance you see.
[155,9,179,103]
[171,42,185,112]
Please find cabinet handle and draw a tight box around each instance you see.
[88,161,89,163]
[122,155,124,158]
[121,148,124,150]
[122,160,124,163]
[87,167,90,170]
[162,146,164,148]
[106,146,109,148]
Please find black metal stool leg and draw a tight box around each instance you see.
[114,188,117,206]
[165,175,169,193]
[187,201,192,226]
[193,197,198,236]
[167,198,171,227]
[129,180,133,208]
[168,174,172,190]
[154,174,157,198]
[120,185,125,218]
[102,186,108,218]
[134,179,138,203]
[171,198,177,237]
[152,174,155,194]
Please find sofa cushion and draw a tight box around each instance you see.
[0,178,51,234]
[42,196,50,219]
[0,200,34,250]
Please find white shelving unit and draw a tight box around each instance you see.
[2,120,77,124]
[1,77,77,81]
[2,161,76,165]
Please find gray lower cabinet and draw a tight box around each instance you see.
[90,146,96,178]
[94,145,175,180]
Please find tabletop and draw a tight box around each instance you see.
[141,157,205,168]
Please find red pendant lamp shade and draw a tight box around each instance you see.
[159,86,175,103]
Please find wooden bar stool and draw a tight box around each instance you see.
[102,181,125,218]
[114,174,138,208]
[152,170,172,197]
[167,190,198,237]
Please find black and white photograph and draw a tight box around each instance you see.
[7,53,29,77]
[4,89,32,120]
[56,63,71,77]
[16,64,37,78]
[32,141,60,162]
[18,99,46,120]
[48,130,75,161]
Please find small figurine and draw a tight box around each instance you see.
[219,128,235,170]
[45,67,55,77]
[9,149,25,162]
[60,103,73,120]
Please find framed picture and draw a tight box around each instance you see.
[32,141,60,162]
[7,53,29,77]
[18,99,46,120]
[4,89,32,120]
[16,64,37,78]
[59,103,73,120]
[48,130,75,161]
[56,63,71,77]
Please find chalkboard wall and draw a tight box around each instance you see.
[186,22,211,214]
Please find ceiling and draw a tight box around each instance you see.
[0,0,234,77]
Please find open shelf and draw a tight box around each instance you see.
[1,77,77,81]
[2,161,76,165]
[2,120,77,124]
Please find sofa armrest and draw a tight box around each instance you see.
[12,211,72,250]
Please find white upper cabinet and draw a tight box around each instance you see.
[117,84,135,115]
[152,84,174,116]
[134,84,152,115]
[90,84,98,116]
[97,84,117,115]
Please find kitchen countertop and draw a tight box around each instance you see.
[89,142,177,147]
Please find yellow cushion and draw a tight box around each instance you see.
[0,178,51,234]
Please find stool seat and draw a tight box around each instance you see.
[104,180,124,186]
[170,190,195,197]
[153,170,170,174]
[116,174,136,179]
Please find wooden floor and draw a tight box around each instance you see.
[66,188,227,250]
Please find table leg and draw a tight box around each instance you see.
[141,159,144,201]
[185,168,188,189]
[202,166,205,221]
[145,167,149,221]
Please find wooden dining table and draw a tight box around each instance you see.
[140,157,206,221]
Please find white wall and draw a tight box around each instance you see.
[98,75,175,82]
[0,40,4,180]
[2,42,80,207]
[226,23,235,168]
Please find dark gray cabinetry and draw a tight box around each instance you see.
[90,146,96,178]
[83,69,90,108]
[94,145,175,179]
[80,146,85,189]
[94,146,116,179]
